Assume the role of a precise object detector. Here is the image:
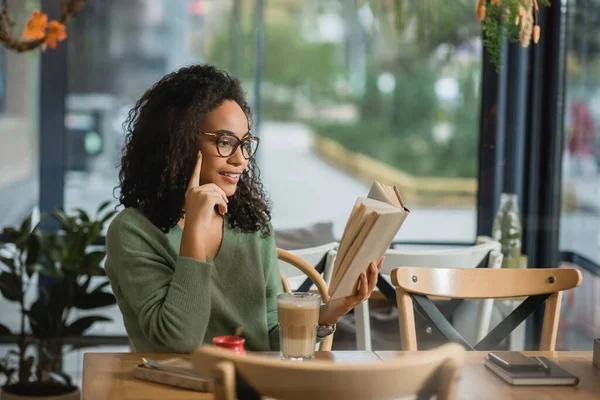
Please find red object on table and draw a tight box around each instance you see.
[212,336,246,354]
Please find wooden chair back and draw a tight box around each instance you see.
[192,343,465,400]
[392,267,582,351]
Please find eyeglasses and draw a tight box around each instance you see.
[199,131,260,159]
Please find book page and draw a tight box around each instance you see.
[329,212,379,296]
[330,208,409,300]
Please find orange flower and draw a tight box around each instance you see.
[45,21,67,49]
[23,11,48,40]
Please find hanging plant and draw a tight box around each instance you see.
[477,0,549,70]
[0,0,83,52]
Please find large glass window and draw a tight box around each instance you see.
[558,0,600,349]
[65,0,483,244]
[209,0,483,242]
[0,0,40,336]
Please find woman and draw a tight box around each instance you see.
[105,64,382,353]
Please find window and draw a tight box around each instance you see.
[0,0,40,337]
[65,0,483,244]
[558,0,600,348]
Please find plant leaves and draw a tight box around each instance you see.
[0,272,22,302]
[97,200,112,215]
[73,291,116,309]
[83,251,106,269]
[63,315,111,336]
[19,214,32,235]
[76,208,90,222]
[2,227,19,243]
[50,209,70,230]
[91,280,111,293]
[27,299,51,338]
[0,323,11,336]
[25,233,41,266]
[46,280,69,329]
[87,265,106,276]
[0,255,16,272]
[86,222,102,246]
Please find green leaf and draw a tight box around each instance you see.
[25,233,41,266]
[0,323,11,336]
[19,214,32,235]
[0,272,22,302]
[97,200,112,215]
[76,208,90,222]
[51,209,70,230]
[0,256,16,272]
[86,222,102,246]
[83,251,106,269]
[88,266,106,276]
[2,227,19,243]
[64,316,111,336]
[25,263,39,277]
[27,299,51,338]
[73,291,116,309]
[91,280,111,293]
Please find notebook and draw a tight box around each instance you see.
[133,357,210,392]
[328,181,410,300]
[484,356,579,386]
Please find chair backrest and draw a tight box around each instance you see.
[380,238,502,274]
[277,241,338,280]
[277,248,334,351]
[391,267,583,351]
[192,343,465,400]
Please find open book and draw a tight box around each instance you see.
[328,182,410,300]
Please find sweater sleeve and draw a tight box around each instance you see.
[262,225,284,351]
[105,213,214,353]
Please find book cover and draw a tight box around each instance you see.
[484,357,579,386]
[328,182,410,300]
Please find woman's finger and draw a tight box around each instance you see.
[210,192,228,215]
[377,256,385,271]
[205,183,229,204]
[358,272,369,302]
[188,151,203,190]
[367,262,378,293]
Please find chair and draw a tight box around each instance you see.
[277,247,336,351]
[391,267,583,351]
[277,241,338,290]
[350,238,503,350]
[192,342,465,400]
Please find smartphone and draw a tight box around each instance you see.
[487,352,544,371]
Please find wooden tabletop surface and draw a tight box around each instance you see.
[82,351,599,400]
[377,351,599,400]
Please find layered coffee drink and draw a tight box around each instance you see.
[277,293,321,360]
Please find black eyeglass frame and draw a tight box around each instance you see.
[198,131,260,159]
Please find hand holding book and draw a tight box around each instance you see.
[318,257,384,325]
[328,181,410,301]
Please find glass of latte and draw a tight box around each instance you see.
[277,292,321,361]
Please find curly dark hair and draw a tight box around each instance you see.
[117,64,272,236]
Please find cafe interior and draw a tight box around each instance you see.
[0,0,600,399]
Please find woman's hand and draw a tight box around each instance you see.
[318,257,384,326]
[184,151,229,232]
[179,151,228,261]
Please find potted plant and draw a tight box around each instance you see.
[0,202,117,399]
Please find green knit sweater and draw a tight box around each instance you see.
[105,208,283,353]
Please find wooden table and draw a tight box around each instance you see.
[82,351,380,400]
[377,351,599,400]
[83,351,599,400]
